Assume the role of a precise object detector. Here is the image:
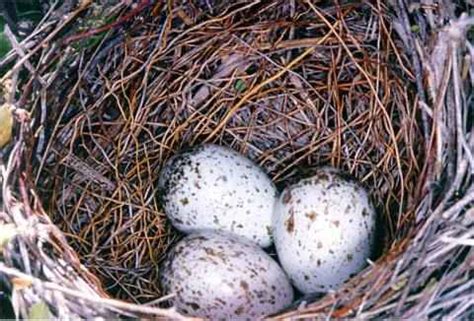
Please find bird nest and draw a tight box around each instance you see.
[0,1,472,319]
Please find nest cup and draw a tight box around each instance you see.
[0,1,472,319]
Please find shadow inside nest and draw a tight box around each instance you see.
[31,1,424,304]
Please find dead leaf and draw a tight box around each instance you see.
[0,223,17,252]
[11,277,33,290]
[0,103,13,148]
[28,301,52,320]
[391,276,408,291]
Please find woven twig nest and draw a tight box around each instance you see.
[0,1,472,319]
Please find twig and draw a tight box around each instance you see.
[3,26,46,87]
[204,47,316,142]
[0,263,189,320]
[62,0,154,45]
[394,0,430,145]
[0,2,92,83]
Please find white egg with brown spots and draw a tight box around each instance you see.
[160,232,294,319]
[158,144,277,247]
[273,167,377,294]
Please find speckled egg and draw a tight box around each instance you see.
[160,232,294,319]
[273,167,377,294]
[157,144,277,247]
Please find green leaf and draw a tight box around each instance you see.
[0,32,12,59]
[235,79,246,92]
[15,1,42,16]
[28,302,52,320]
[410,25,420,33]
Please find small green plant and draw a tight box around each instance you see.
[0,17,12,59]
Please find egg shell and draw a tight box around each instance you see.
[158,144,277,247]
[160,232,294,319]
[273,167,377,294]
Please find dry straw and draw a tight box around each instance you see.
[0,0,472,319]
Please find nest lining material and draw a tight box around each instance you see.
[40,1,421,301]
[0,0,472,319]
